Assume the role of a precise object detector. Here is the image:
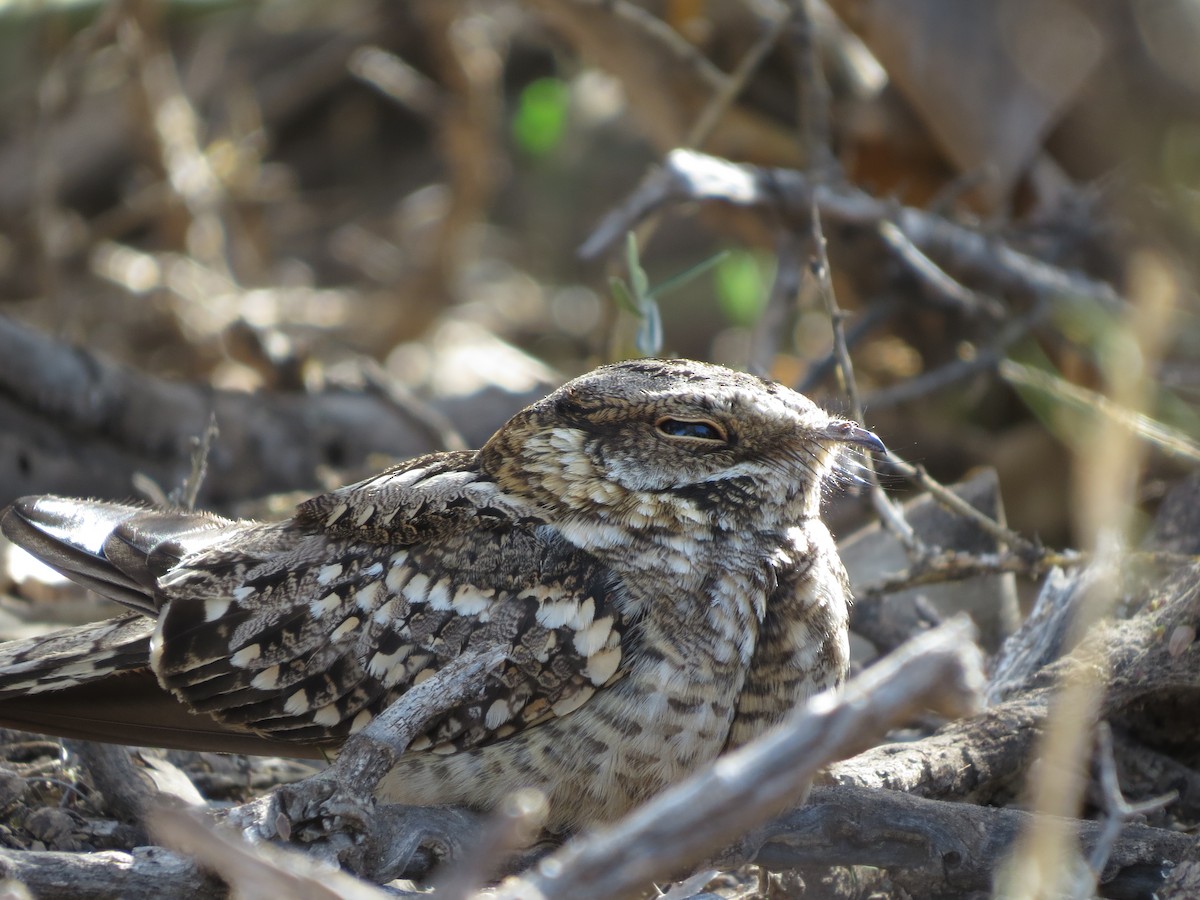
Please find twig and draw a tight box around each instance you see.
[1001,359,1200,463]
[348,46,442,118]
[797,296,899,392]
[987,567,1083,705]
[64,742,157,828]
[881,455,1042,558]
[117,4,233,279]
[809,200,921,553]
[152,806,400,900]
[580,149,1126,315]
[172,413,219,511]
[877,219,1006,318]
[338,645,507,789]
[223,646,507,880]
[0,844,223,900]
[359,359,468,452]
[558,0,727,91]
[858,547,1082,597]
[684,8,788,151]
[1085,723,1178,886]
[748,232,803,375]
[830,558,1200,803]
[864,299,1047,408]
[490,618,984,900]
[782,0,834,173]
[754,784,1195,899]
[433,789,549,898]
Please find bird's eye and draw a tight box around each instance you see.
[655,417,729,442]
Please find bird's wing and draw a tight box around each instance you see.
[149,455,633,753]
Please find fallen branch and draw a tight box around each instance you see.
[580,149,1125,314]
[492,617,985,900]
[826,561,1200,804]
[0,845,222,900]
[0,315,541,509]
[756,784,1197,899]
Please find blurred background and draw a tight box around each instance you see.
[0,0,1196,551]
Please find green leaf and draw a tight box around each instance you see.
[625,232,650,302]
[715,250,770,327]
[512,77,569,157]
[609,276,639,315]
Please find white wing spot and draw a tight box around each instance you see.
[284,689,310,715]
[317,563,343,586]
[230,644,261,667]
[572,616,612,656]
[569,597,596,631]
[451,585,491,616]
[312,703,342,727]
[355,580,383,612]
[391,467,429,488]
[372,598,399,625]
[251,665,281,690]
[352,504,375,526]
[418,471,477,492]
[585,646,622,685]
[368,644,412,679]
[406,572,431,603]
[485,699,511,729]
[309,592,342,619]
[551,685,595,717]
[536,598,582,630]
[325,503,349,526]
[350,709,373,734]
[204,598,231,622]
[385,556,411,591]
[425,579,451,611]
[331,616,360,641]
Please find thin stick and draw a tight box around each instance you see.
[783,0,834,173]
[809,200,920,553]
[684,8,788,151]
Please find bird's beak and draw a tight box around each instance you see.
[822,420,887,454]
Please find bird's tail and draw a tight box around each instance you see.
[0,613,294,754]
[0,497,306,755]
[0,614,155,698]
[1,495,234,616]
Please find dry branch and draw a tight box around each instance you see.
[826,560,1200,804]
[580,149,1125,312]
[757,784,1196,899]
[0,845,221,900]
[0,316,540,509]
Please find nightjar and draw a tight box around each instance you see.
[0,358,882,830]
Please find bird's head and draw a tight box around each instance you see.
[481,359,883,534]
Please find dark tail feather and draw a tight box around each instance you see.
[0,614,155,698]
[0,617,321,756]
[0,498,314,755]
[1,496,233,615]
[0,614,322,757]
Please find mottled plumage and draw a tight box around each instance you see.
[0,358,881,830]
